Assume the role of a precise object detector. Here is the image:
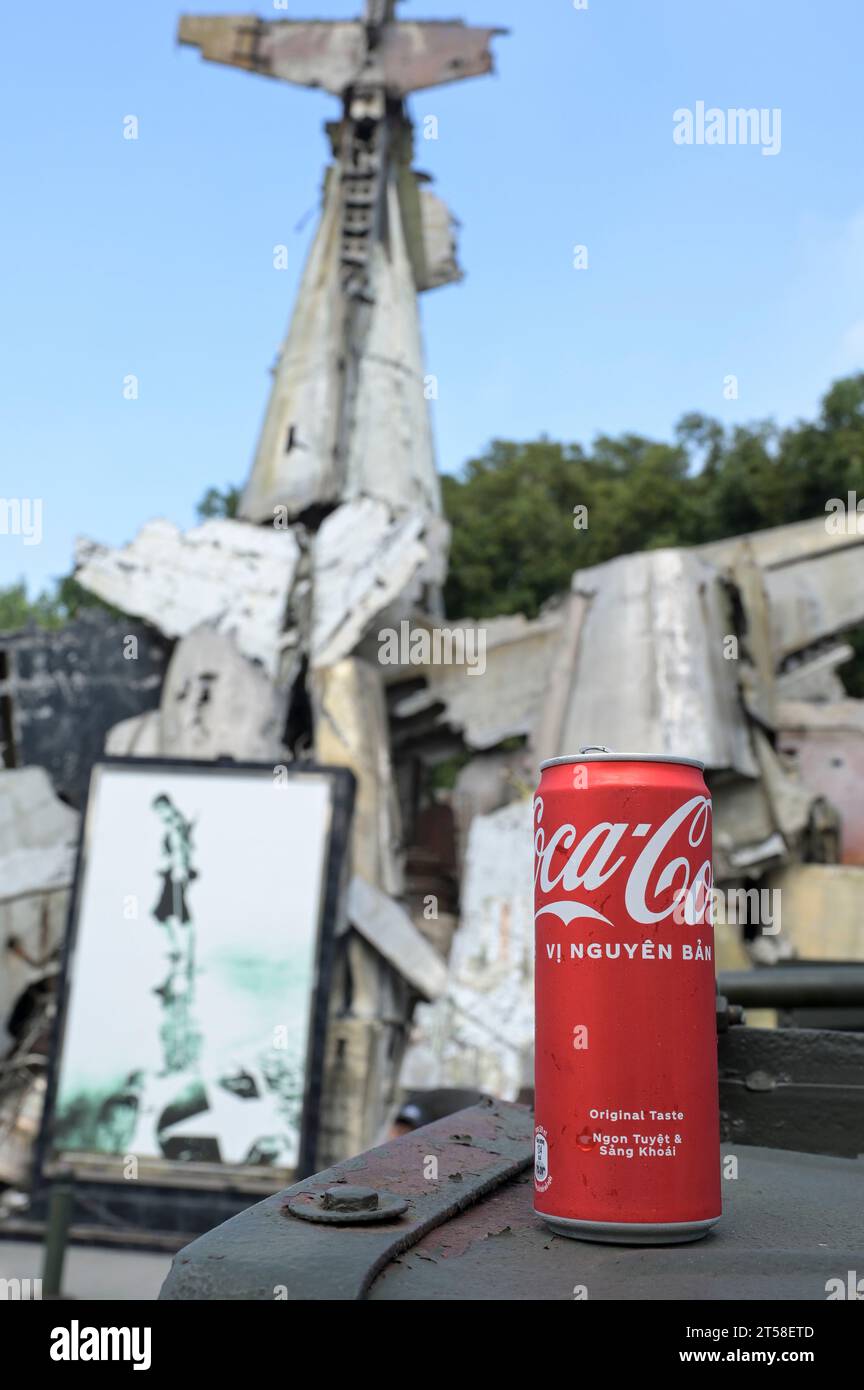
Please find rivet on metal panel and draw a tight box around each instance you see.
[744,1070,777,1092]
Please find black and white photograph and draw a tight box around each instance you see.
[43,760,346,1183]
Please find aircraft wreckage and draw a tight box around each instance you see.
[2,3,863,1199]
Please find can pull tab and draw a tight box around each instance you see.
[579,745,613,754]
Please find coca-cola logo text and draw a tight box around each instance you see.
[534,795,712,929]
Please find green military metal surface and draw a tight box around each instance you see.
[160,1097,864,1300]
[717,1025,864,1157]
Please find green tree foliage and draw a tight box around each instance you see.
[0,575,125,633]
[0,482,242,632]
[442,374,864,620]
[0,580,66,631]
[196,484,240,520]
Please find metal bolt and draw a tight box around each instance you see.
[286,1183,409,1224]
[320,1185,380,1213]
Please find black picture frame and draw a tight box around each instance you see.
[34,756,355,1234]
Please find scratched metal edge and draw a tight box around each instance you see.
[159,1101,533,1301]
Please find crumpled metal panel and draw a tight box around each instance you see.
[391,610,563,750]
[75,519,301,677]
[401,800,535,1101]
[108,627,289,764]
[553,549,758,774]
[778,700,864,863]
[178,17,506,97]
[311,499,449,669]
[699,514,856,570]
[0,768,79,1053]
[711,774,787,883]
[699,516,864,666]
[764,544,864,663]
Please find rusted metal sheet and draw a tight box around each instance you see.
[368,1148,864,1300]
[178,17,506,97]
[159,1100,532,1300]
[160,1095,864,1301]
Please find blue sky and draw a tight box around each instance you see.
[3,0,864,593]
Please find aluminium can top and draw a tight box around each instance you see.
[541,747,705,771]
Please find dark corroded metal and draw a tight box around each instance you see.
[286,1184,409,1225]
[718,965,864,1008]
[368,1149,864,1301]
[718,1025,864,1157]
[0,611,168,808]
[161,1093,864,1300]
[160,1100,532,1300]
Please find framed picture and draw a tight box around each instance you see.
[38,757,354,1193]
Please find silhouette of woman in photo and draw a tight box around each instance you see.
[150,793,200,1074]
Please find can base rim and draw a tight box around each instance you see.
[535,1211,721,1246]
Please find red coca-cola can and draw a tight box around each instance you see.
[533,748,720,1244]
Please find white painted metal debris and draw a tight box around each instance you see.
[348,875,447,1001]
[311,499,448,669]
[401,799,535,1101]
[75,518,302,675]
[0,769,79,1055]
[392,610,562,748]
